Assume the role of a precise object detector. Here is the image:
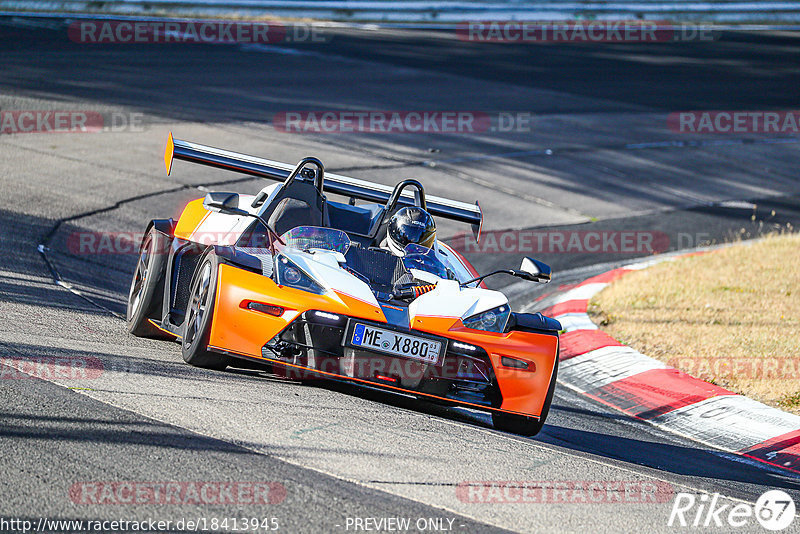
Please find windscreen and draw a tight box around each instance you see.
[402,244,457,281]
[280,226,351,255]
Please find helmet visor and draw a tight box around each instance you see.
[389,221,436,250]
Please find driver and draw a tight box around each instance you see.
[382,206,437,256]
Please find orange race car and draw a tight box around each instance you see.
[127,133,561,435]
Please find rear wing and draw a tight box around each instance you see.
[165,133,483,241]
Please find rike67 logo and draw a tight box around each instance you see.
[668,490,795,530]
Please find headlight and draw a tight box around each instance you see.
[275,254,326,295]
[462,305,510,333]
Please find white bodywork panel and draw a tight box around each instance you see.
[409,280,508,323]
[283,249,380,309]
[283,244,508,328]
[190,183,506,325]
[191,184,282,246]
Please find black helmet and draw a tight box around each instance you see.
[386,206,436,255]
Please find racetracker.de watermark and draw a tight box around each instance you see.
[457,21,717,43]
[68,19,327,44]
[667,357,800,380]
[68,230,675,256]
[447,230,670,255]
[0,355,104,380]
[67,231,262,254]
[0,111,145,134]
[668,111,800,134]
[273,111,536,134]
[457,481,674,503]
[69,482,286,505]
[1,353,152,380]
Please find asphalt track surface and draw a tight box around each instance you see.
[2,17,800,533]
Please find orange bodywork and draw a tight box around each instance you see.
[209,264,386,361]
[173,198,209,241]
[207,263,558,418]
[164,132,175,175]
[414,316,558,417]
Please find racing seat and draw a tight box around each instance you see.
[263,179,329,236]
[236,180,328,251]
[241,158,330,245]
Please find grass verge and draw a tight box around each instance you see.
[588,233,800,414]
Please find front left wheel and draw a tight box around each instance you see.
[181,250,231,370]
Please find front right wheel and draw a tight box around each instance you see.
[181,250,231,370]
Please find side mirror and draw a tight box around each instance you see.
[517,257,551,283]
[459,257,552,288]
[203,192,241,214]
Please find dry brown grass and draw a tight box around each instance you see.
[589,233,800,413]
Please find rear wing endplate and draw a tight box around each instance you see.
[165,133,482,241]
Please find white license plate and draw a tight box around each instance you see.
[349,323,442,364]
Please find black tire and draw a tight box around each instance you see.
[181,250,231,370]
[127,228,172,339]
[492,357,559,436]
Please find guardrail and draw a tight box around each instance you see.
[2,1,800,23]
